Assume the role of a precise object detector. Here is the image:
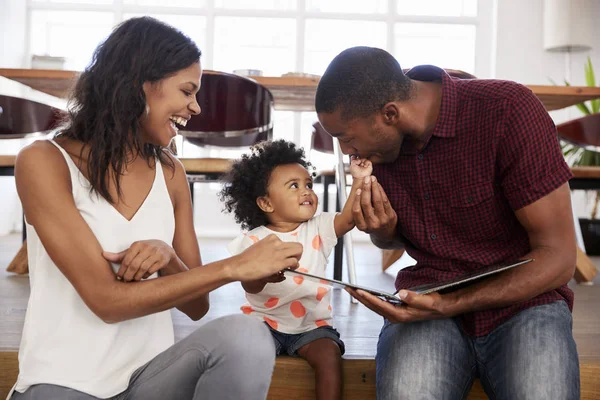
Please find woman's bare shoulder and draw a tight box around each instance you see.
[160,149,190,207]
[15,139,71,185]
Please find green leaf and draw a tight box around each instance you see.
[585,57,596,87]
[585,57,600,113]
[575,102,592,115]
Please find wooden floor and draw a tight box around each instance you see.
[1,234,599,399]
[1,233,600,358]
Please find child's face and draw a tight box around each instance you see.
[260,163,318,224]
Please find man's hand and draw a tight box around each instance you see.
[349,156,373,179]
[346,288,455,323]
[230,234,303,282]
[103,240,175,282]
[353,176,398,241]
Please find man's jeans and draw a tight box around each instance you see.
[376,301,580,400]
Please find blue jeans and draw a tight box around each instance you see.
[376,301,580,400]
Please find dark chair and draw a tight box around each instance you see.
[557,112,600,152]
[177,70,274,201]
[0,77,67,274]
[556,113,600,283]
[311,122,357,288]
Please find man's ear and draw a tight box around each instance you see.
[257,196,274,213]
[382,102,399,125]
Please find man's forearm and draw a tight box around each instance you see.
[442,246,575,316]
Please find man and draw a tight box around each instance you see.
[316,47,579,400]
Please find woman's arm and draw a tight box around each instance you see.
[160,154,209,320]
[16,141,302,324]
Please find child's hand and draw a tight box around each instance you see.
[350,156,373,179]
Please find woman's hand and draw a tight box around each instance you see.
[231,234,303,282]
[103,240,176,282]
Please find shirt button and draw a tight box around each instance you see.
[466,197,473,203]
[424,193,430,200]
[417,154,424,160]
[430,234,437,240]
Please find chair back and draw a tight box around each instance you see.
[0,95,64,138]
[557,113,600,152]
[180,70,274,148]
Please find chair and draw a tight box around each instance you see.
[0,78,67,274]
[178,70,274,201]
[557,113,600,283]
[311,122,358,292]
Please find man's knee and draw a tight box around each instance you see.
[481,302,580,400]
[376,319,475,400]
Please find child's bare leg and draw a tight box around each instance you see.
[296,338,343,400]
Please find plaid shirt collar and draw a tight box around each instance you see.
[405,65,457,139]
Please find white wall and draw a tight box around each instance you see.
[1,0,600,237]
[494,0,600,220]
[0,0,28,69]
[0,1,28,235]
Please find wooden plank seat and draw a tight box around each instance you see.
[571,166,600,179]
[1,351,599,399]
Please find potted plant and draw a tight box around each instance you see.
[558,57,600,254]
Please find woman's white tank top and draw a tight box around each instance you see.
[11,140,176,398]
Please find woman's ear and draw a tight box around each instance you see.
[257,196,274,213]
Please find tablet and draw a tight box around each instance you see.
[283,258,534,305]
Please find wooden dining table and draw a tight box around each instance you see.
[1,68,600,281]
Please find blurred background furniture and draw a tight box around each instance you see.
[311,121,357,288]
[0,76,66,274]
[557,113,600,283]
[178,70,274,202]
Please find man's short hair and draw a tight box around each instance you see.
[315,46,412,119]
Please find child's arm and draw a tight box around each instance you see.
[334,157,373,238]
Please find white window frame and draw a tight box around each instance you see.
[26,0,496,145]
[26,0,495,76]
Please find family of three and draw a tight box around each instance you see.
[9,16,579,400]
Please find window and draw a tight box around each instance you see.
[122,13,207,54]
[123,0,206,7]
[306,0,387,14]
[27,0,489,150]
[213,17,296,76]
[396,0,476,17]
[304,19,387,75]
[215,0,296,11]
[30,10,114,71]
[394,23,476,73]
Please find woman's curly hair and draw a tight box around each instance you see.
[219,140,315,231]
[56,17,201,204]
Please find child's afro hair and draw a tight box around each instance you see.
[219,139,315,231]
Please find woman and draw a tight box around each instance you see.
[9,17,302,400]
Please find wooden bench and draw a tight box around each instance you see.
[1,352,599,399]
